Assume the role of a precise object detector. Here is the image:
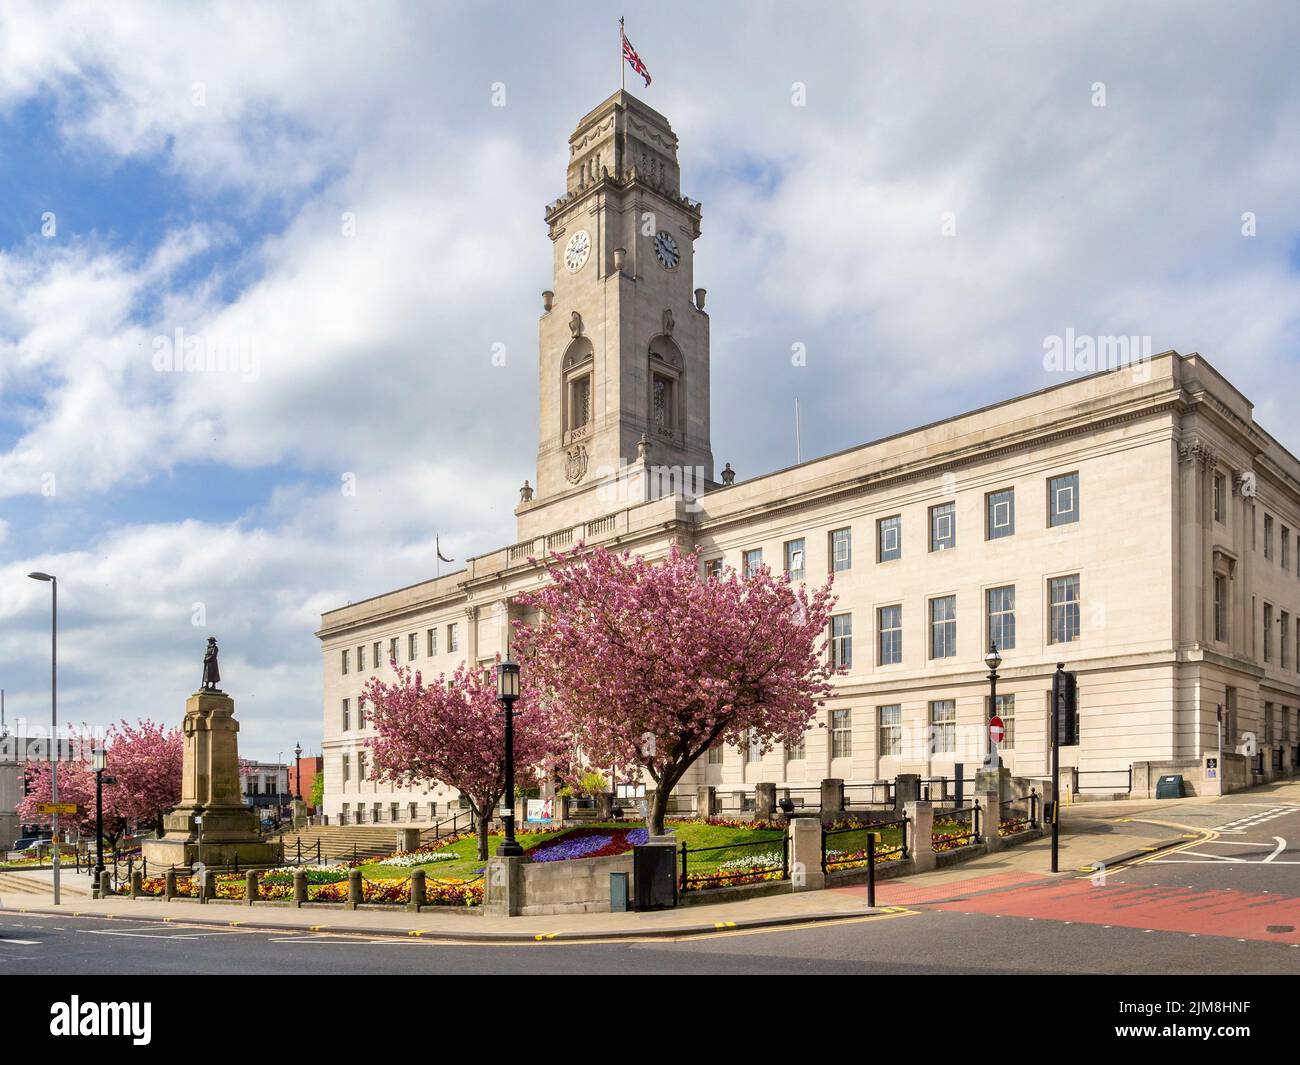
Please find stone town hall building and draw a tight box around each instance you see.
[316,90,1300,826]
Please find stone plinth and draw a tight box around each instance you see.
[789,818,824,892]
[904,800,935,873]
[143,690,279,870]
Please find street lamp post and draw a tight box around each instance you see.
[92,747,110,892]
[496,658,523,857]
[293,742,303,801]
[27,571,59,906]
[983,642,1002,768]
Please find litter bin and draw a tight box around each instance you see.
[1156,774,1184,799]
[609,871,629,913]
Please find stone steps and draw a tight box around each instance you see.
[269,826,401,862]
[0,870,92,901]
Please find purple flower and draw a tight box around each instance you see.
[529,833,615,862]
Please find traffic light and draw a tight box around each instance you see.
[1053,667,1078,747]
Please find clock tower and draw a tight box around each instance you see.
[518,90,713,540]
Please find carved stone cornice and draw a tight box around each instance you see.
[1178,437,1219,469]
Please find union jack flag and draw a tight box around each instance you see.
[622,28,652,87]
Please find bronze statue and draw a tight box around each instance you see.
[201,637,221,690]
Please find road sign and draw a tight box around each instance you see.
[37,802,77,815]
[989,716,1005,744]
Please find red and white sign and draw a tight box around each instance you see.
[989,716,1005,744]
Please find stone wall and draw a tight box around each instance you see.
[490,851,635,917]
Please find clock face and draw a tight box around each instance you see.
[564,230,591,272]
[654,230,680,269]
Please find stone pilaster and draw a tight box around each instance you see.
[464,605,479,665]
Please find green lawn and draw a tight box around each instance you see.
[359,828,569,881]
[357,820,868,880]
[823,825,903,860]
[0,822,903,883]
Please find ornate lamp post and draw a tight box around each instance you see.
[984,642,1003,765]
[293,742,303,802]
[496,658,523,857]
[92,747,112,890]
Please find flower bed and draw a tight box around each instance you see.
[683,863,785,891]
[525,826,648,863]
[826,847,909,868]
[931,823,977,852]
[377,850,458,868]
[998,817,1031,836]
[118,865,481,906]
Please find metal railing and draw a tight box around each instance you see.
[426,810,475,840]
[821,816,908,873]
[777,786,824,812]
[932,801,981,849]
[1076,768,1132,794]
[842,782,892,809]
[920,777,979,807]
[715,791,757,817]
[278,837,324,866]
[658,792,695,815]
[999,790,1038,830]
[679,834,788,891]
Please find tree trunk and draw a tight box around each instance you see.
[472,800,493,861]
[648,788,669,838]
[647,762,692,837]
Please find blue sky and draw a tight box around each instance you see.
[1,1,1299,760]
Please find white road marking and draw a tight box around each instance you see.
[1149,858,1300,865]
[0,938,40,945]
[82,930,201,940]
[1263,837,1287,863]
[1214,807,1294,833]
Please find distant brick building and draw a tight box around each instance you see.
[289,755,323,812]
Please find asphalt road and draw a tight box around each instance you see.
[4,792,1296,975]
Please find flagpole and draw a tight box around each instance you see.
[620,16,625,92]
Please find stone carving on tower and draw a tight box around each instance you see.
[519,89,715,540]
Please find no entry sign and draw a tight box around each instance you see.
[989,716,1005,744]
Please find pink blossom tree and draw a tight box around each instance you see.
[362,663,559,861]
[513,544,841,836]
[101,720,183,837]
[18,720,183,845]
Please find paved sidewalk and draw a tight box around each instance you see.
[877,777,1300,904]
[0,880,876,942]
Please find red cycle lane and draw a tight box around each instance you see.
[921,877,1300,945]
